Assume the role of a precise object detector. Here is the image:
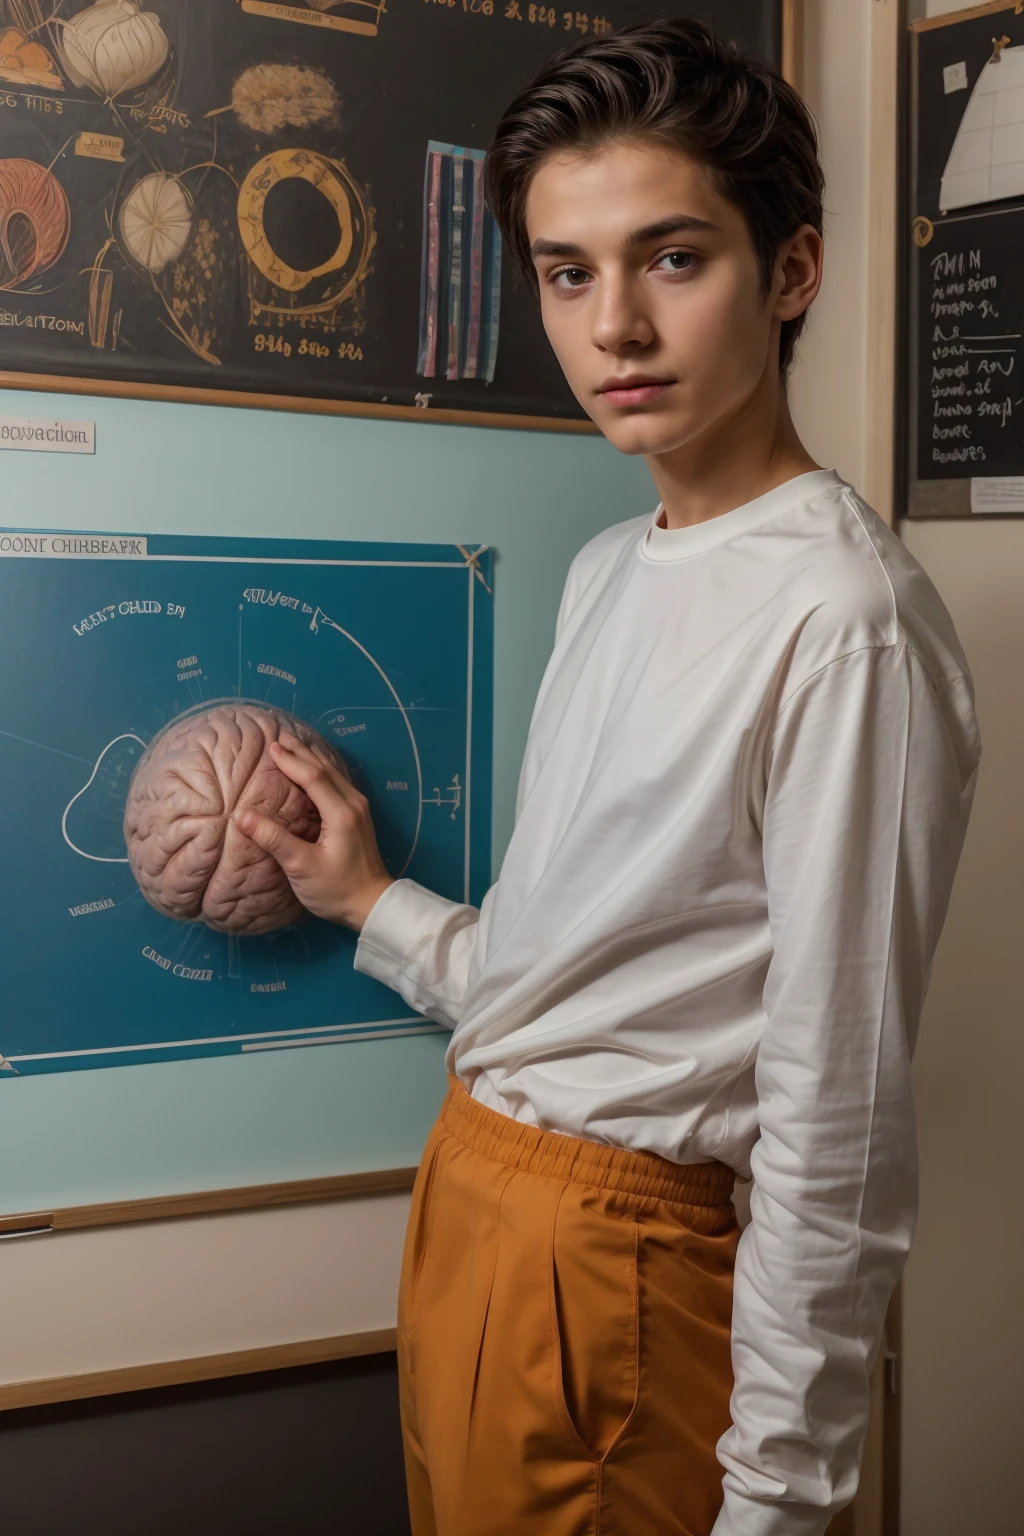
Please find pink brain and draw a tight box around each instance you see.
[124,703,344,936]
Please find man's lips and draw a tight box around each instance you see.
[597,376,675,408]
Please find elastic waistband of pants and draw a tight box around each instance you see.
[441,1075,735,1208]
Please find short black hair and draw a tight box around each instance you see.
[486,18,824,374]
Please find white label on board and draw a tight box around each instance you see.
[0,417,95,455]
[0,534,147,558]
[944,61,969,95]
[970,476,1024,513]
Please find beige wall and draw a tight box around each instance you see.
[898,520,1024,1536]
[791,3,1024,1533]
[789,0,871,488]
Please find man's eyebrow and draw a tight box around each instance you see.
[625,214,721,246]
[529,215,721,261]
[529,237,586,259]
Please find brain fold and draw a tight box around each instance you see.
[123,702,345,936]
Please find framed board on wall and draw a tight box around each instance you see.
[908,1,1024,516]
[0,528,493,1076]
[0,0,788,430]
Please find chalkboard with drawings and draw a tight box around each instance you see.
[0,0,785,428]
[908,1,1024,517]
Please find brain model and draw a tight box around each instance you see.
[124,702,345,936]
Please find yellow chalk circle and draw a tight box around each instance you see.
[237,148,354,293]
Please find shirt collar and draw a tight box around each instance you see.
[639,469,845,564]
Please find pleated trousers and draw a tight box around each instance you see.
[397,1074,740,1536]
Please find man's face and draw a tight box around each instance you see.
[525,138,792,458]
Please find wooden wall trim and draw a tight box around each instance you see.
[0,368,598,435]
[783,0,805,90]
[864,0,904,527]
[0,1329,398,1414]
[912,0,1024,32]
[0,1167,418,1238]
[883,1279,904,1536]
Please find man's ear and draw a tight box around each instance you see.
[773,224,824,325]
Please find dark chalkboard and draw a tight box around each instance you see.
[0,0,785,428]
[908,2,1024,516]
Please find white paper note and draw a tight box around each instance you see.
[941,46,1024,210]
[944,61,969,95]
[971,476,1024,513]
[0,418,95,455]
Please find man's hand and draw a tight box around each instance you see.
[233,730,393,931]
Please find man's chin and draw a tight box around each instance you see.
[594,409,695,458]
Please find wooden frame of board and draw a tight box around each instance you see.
[911,0,1024,30]
[0,1331,399,1413]
[0,5,803,435]
[0,1167,417,1241]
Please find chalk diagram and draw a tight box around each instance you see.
[941,41,1024,213]
[0,531,493,1077]
[0,0,376,361]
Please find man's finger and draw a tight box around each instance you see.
[234,809,315,875]
[278,730,352,790]
[271,736,358,808]
[306,737,350,780]
[277,728,316,761]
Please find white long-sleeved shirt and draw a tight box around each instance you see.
[354,468,980,1536]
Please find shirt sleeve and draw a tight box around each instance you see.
[711,641,980,1536]
[352,878,483,1029]
[352,556,583,1029]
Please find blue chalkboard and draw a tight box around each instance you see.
[0,529,492,1077]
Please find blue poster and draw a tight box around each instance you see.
[0,529,493,1077]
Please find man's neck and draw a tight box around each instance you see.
[646,374,821,532]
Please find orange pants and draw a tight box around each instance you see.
[397,1075,740,1536]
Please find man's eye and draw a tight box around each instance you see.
[656,251,697,273]
[553,267,591,289]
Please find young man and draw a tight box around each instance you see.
[235,20,980,1536]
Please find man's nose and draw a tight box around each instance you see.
[590,275,656,352]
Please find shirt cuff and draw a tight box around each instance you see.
[353,878,460,990]
[710,1490,835,1536]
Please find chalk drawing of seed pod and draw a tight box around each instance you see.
[119,173,192,274]
[60,0,169,99]
[0,158,71,291]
